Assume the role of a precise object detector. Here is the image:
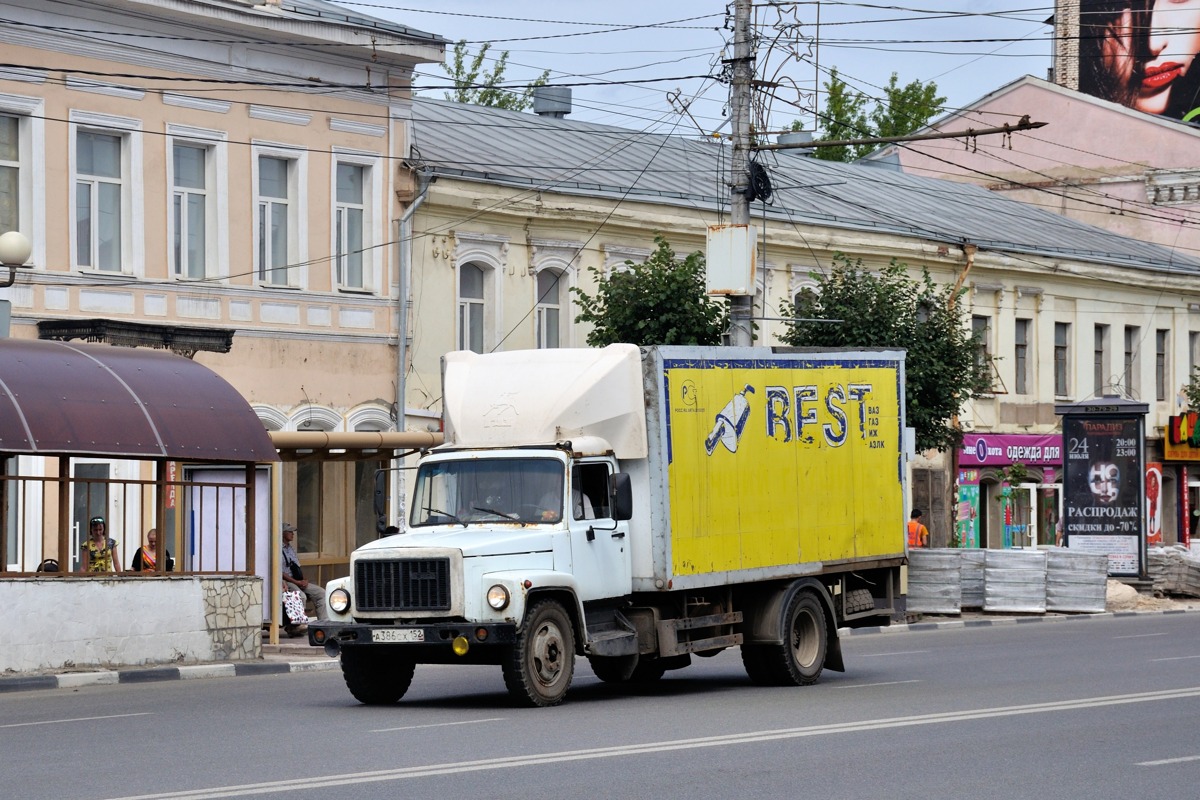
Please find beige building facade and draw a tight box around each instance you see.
[0,0,442,576]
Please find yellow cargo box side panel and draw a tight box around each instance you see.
[664,357,903,576]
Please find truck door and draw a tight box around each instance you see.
[569,461,632,600]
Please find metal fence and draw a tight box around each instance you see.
[2,470,262,575]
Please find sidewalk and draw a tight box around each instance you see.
[4,604,1198,695]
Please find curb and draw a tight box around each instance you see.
[842,606,1200,636]
[0,656,338,695]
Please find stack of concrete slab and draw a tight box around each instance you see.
[906,548,962,614]
[1149,546,1200,597]
[983,550,1048,613]
[1045,549,1108,613]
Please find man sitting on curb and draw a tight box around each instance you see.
[282,523,327,623]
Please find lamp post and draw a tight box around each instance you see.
[0,230,30,339]
[0,230,31,288]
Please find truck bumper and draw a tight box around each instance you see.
[309,621,518,663]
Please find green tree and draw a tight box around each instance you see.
[443,40,550,111]
[778,254,990,452]
[572,236,729,346]
[802,68,946,162]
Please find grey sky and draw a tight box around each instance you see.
[352,1,1054,133]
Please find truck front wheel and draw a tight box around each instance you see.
[502,599,575,707]
[340,646,416,705]
[742,591,827,686]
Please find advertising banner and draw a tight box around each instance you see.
[958,433,1063,467]
[955,469,980,549]
[1062,415,1144,576]
[1146,462,1163,546]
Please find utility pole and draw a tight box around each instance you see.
[728,0,754,347]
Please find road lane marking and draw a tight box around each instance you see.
[856,650,929,657]
[1150,654,1200,662]
[1114,632,1169,639]
[100,686,1200,800]
[0,712,151,730]
[1139,754,1200,766]
[371,717,504,733]
[834,680,921,689]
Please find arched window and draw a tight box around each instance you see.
[536,269,564,349]
[459,263,485,353]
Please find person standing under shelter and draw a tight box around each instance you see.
[907,509,929,549]
[81,516,119,572]
[282,523,327,620]
[131,527,173,572]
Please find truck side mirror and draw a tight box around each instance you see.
[374,469,388,534]
[610,472,633,521]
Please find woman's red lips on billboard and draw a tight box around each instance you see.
[1142,62,1183,91]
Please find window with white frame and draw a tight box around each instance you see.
[172,143,208,279]
[1014,318,1030,395]
[335,162,365,289]
[459,263,486,353]
[1124,325,1140,396]
[76,130,123,271]
[0,114,18,234]
[1054,322,1070,397]
[972,315,992,386]
[1191,331,1200,378]
[536,269,564,349]
[1095,324,1109,396]
[256,155,293,286]
[1156,329,1169,402]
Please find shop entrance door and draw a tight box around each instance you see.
[1001,484,1062,548]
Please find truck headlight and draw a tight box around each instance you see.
[329,587,351,614]
[486,584,510,610]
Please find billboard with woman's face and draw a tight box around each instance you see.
[1075,0,1200,122]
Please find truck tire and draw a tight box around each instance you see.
[588,654,638,683]
[741,591,827,686]
[502,599,575,707]
[841,588,875,618]
[339,647,416,705]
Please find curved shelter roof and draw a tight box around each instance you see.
[0,338,277,462]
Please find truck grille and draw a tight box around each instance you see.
[354,558,452,612]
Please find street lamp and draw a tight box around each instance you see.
[0,230,31,287]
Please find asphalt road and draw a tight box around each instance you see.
[5,612,1200,800]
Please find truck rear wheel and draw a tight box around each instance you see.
[742,591,827,686]
[503,599,575,707]
[340,647,416,705]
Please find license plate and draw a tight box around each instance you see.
[372,628,424,643]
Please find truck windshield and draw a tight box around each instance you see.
[410,457,565,527]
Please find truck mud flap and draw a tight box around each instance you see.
[657,611,743,658]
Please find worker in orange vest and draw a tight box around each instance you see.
[907,508,929,548]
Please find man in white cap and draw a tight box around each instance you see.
[282,523,327,620]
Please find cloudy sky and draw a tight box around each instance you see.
[346,1,1055,133]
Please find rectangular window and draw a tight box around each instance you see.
[1124,326,1140,397]
[972,315,992,390]
[1156,329,1169,402]
[172,143,207,279]
[257,155,291,285]
[76,130,123,271]
[1054,322,1070,397]
[1191,331,1200,378]
[335,162,365,289]
[1118,326,1137,398]
[1095,324,1109,396]
[1014,319,1029,395]
[0,115,18,233]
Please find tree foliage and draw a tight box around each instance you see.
[443,40,550,111]
[572,236,729,347]
[803,68,946,162]
[778,254,990,452]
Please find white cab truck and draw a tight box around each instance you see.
[310,344,909,707]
